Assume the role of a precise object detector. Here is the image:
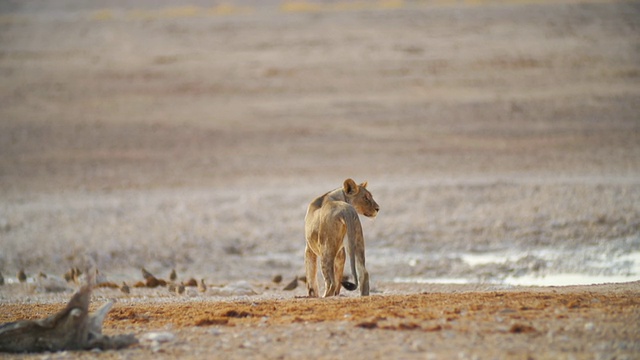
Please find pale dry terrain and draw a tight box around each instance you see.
[1,0,639,358]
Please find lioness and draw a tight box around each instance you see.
[304,179,379,297]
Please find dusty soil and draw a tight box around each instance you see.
[1,0,640,358]
[1,282,640,359]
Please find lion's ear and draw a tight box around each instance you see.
[361,181,368,189]
[343,178,359,195]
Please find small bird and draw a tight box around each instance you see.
[120,282,130,294]
[63,267,82,284]
[141,268,154,280]
[145,276,160,288]
[176,284,185,295]
[17,270,27,283]
[272,274,283,284]
[283,277,298,291]
[0,271,4,285]
[198,279,207,293]
[169,269,177,282]
[63,268,73,282]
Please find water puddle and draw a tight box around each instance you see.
[502,272,640,286]
[387,241,640,286]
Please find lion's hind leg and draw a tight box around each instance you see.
[333,247,346,296]
[320,247,339,297]
[305,245,319,297]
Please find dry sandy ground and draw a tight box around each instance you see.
[1,282,639,359]
[1,0,640,358]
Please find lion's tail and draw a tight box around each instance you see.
[341,209,369,295]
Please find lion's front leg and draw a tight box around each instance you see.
[355,245,370,296]
[304,245,319,297]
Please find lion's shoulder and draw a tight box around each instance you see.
[308,190,342,212]
[308,192,327,212]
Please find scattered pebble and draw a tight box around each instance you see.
[35,275,70,293]
[209,281,257,296]
[141,332,175,343]
[409,340,425,352]
[141,331,175,352]
[509,323,537,333]
[186,288,199,297]
[208,328,223,336]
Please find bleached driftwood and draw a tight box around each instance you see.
[0,284,137,353]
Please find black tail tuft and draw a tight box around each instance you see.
[341,281,357,291]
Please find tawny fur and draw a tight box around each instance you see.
[304,178,379,297]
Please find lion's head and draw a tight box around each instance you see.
[343,178,379,218]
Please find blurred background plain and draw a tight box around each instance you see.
[1,0,639,287]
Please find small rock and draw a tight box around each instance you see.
[209,281,257,296]
[208,328,223,336]
[142,331,174,353]
[35,275,71,293]
[409,340,425,352]
[141,332,175,343]
[509,323,537,333]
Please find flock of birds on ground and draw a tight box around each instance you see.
[0,268,307,294]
